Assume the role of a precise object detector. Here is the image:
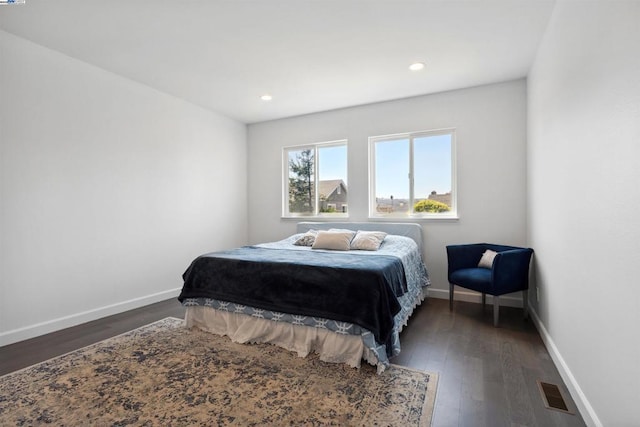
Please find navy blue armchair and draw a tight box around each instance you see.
[446,243,533,326]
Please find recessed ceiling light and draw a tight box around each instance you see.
[260,94,273,101]
[409,62,425,71]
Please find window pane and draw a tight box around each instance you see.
[413,134,452,213]
[374,139,409,214]
[369,129,455,218]
[287,148,315,214]
[318,145,348,214]
[283,141,348,217]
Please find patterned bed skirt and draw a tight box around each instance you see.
[182,285,427,373]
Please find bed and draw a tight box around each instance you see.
[179,222,430,373]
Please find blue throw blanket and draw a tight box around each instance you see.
[179,246,407,346]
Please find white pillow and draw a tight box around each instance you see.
[293,230,317,247]
[478,249,498,269]
[311,231,353,251]
[350,230,387,251]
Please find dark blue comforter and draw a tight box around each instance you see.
[179,246,407,346]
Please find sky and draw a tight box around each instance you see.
[318,144,347,184]
[290,134,452,200]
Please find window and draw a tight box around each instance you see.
[283,140,348,217]
[369,129,456,218]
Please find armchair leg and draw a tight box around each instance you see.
[523,290,529,320]
[482,293,486,310]
[449,283,454,311]
[493,296,499,327]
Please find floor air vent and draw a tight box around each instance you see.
[537,381,573,414]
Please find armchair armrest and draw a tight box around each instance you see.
[491,248,534,294]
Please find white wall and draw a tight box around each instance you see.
[527,2,640,426]
[248,80,528,302]
[0,30,248,345]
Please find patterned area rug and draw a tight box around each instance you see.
[0,318,438,426]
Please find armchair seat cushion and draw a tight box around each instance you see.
[449,268,493,294]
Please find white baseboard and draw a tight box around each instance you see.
[428,287,524,308]
[0,288,182,347]
[527,305,602,427]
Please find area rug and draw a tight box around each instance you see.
[0,317,438,426]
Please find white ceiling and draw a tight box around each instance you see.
[0,0,556,124]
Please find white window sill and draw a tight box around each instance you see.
[367,213,459,221]
[282,214,349,220]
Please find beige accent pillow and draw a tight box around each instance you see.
[311,231,353,251]
[350,230,387,251]
[328,228,357,241]
[478,249,498,269]
[293,230,318,246]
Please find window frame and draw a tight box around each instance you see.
[368,128,457,219]
[282,139,348,218]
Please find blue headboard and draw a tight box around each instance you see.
[296,222,423,252]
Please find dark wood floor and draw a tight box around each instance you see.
[397,298,585,427]
[0,297,585,427]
